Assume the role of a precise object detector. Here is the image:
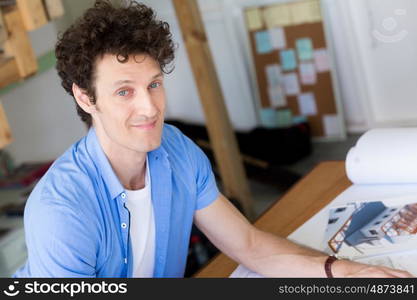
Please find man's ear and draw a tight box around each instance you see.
[72,83,97,114]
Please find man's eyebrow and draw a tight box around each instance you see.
[113,80,135,86]
[152,72,164,79]
[112,73,163,86]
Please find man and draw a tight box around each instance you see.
[14,0,412,278]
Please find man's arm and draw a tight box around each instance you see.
[15,198,97,278]
[194,194,412,278]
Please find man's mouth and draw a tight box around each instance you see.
[131,120,157,130]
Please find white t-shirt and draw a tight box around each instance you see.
[125,157,155,277]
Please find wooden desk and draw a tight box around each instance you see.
[195,161,352,277]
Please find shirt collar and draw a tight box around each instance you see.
[85,126,169,200]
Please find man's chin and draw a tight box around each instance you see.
[134,139,162,154]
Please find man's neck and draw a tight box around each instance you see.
[95,128,147,191]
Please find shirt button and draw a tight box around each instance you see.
[121,223,127,229]
[121,193,126,199]
[124,258,127,264]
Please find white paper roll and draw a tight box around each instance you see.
[346,128,417,184]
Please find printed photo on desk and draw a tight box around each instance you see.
[323,201,417,274]
[324,201,417,258]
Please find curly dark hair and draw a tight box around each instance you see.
[55,0,175,127]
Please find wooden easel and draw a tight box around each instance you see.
[172,0,254,219]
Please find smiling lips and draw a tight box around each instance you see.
[132,120,157,129]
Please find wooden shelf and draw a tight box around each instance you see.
[0,101,12,149]
[3,6,38,78]
[43,0,65,20]
[16,0,48,31]
[0,57,20,90]
[0,56,14,149]
[0,50,56,96]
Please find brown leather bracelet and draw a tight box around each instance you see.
[324,255,338,278]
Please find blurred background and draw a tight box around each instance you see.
[0,0,417,277]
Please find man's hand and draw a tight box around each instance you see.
[332,259,413,278]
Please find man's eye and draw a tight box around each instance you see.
[149,82,161,89]
[117,90,129,97]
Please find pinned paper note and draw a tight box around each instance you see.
[309,0,322,23]
[276,109,293,128]
[255,31,273,54]
[280,49,297,71]
[290,1,313,25]
[260,108,279,128]
[290,0,322,25]
[266,64,286,107]
[269,27,287,50]
[268,85,286,108]
[323,114,342,137]
[265,64,282,87]
[296,38,314,61]
[299,62,317,85]
[283,73,300,96]
[297,93,317,116]
[246,8,263,31]
[314,48,330,72]
[292,115,308,125]
[263,4,292,28]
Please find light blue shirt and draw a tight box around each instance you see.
[13,124,219,277]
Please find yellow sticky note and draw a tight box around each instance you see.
[246,8,263,31]
[291,0,322,25]
[263,4,292,28]
[290,1,313,25]
[309,0,322,23]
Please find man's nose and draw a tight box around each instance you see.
[134,89,158,118]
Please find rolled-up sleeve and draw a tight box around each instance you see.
[180,134,220,211]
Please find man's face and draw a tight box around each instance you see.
[91,53,166,154]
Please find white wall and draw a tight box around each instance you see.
[321,0,369,132]
[2,69,86,164]
[347,0,417,129]
[325,0,417,131]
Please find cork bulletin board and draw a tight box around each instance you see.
[244,0,343,138]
